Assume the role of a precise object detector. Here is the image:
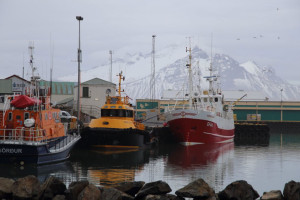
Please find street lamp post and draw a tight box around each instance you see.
[76,16,83,134]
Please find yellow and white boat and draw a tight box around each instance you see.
[84,72,151,149]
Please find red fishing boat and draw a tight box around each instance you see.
[165,44,234,145]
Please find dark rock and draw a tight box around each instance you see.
[39,176,66,200]
[261,190,283,200]
[115,181,145,196]
[142,194,185,200]
[78,184,101,200]
[0,177,15,199]
[175,178,215,199]
[65,180,89,200]
[100,187,134,200]
[165,194,185,200]
[135,180,172,199]
[218,180,259,200]
[143,194,170,200]
[53,194,66,200]
[12,175,41,200]
[283,180,300,200]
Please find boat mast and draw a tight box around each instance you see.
[208,34,214,95]
[117,71,125,97]
[186,38,193,108]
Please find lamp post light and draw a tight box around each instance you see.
[76,16,83,134]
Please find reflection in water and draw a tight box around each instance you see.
[160,142,234,192]
[0,161,75,183]
[69,148,151,187]
[3,133,300,195]
[167,143,234,168]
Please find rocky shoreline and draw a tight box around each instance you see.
[0,175,299,200]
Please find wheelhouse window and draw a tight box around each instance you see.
[24,112,29,120]
[8,112,13,121]
[215,97,219,102]
[101,109,133,118]
[82,87,89,98]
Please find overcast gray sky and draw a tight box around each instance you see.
[0,0,299,84]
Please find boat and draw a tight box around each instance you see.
[0,45,80,164]
[165,44,235,145]
[83,71,152,149]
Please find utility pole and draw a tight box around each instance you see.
[76,16,83,134]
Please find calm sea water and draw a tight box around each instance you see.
[1,132,300,195]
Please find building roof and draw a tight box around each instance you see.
[5,74,30,83]
[39,80,75,95]
[223,90,268,101]
[0,79,12,93]
[81,78,115,86]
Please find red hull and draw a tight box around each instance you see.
[168,118,234,144]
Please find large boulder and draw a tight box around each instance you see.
[100,187,134,200]
[39,176,67,200]
[65,180,89,200]
[143,194,185,200]
[283,180,300,200]
[11,175,41,200]
[175,178,215,199]
[135,181,172,199]
[261,190,284,200]
[218,180,259,200]
[114,181,145,196]
[0,177,15,199]
[53,195,66,200]
[78,184,101,200]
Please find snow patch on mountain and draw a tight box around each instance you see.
[58,44,300,101]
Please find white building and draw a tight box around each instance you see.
[74,78,116,118]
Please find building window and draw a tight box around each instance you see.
[82,87,89,98]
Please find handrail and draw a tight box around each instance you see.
[0,128,47,143]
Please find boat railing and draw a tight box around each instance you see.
[49,133,80,153]
[0,127,47,144]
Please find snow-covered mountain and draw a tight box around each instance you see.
[58,45,300,101]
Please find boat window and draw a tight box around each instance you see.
[45,113,48,120]
[209,97,213,102]
[118,110,125,117]
[110,109,117,117]
[119,106,122,109]
[198,98,201,102]
[203,98,208,102]
[101,109,133,117]
[24,112,29,120]
[126,110,133,117]
[52,112,56,119]
[8,112,12,121]
[110,97,117,104]
[16,115,21,120]
[110,106,116,108]
[101,109,109,117]
[215,97,218,102]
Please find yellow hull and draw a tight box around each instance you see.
[89,117,145,130]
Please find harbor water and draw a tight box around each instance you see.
[1,132,300,195]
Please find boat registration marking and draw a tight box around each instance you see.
[0,148,22,154]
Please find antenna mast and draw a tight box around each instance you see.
[150,35,156,107]
[109,50,113,82]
